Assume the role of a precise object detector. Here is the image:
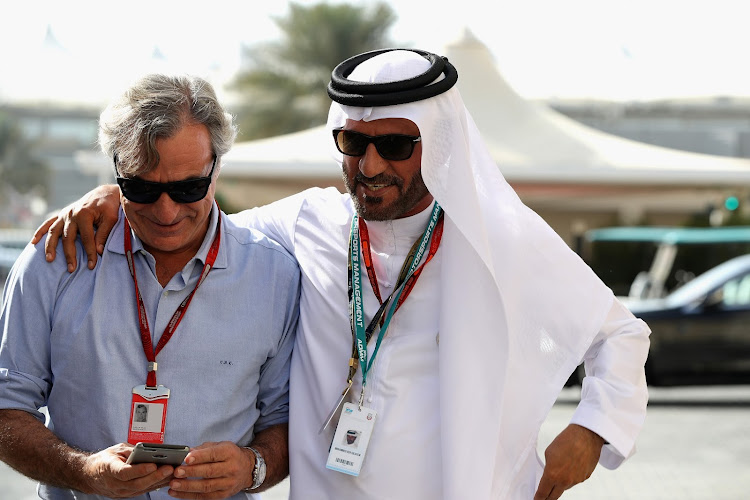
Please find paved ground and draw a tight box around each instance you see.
[537,385,750,500]
[2,385,748,499]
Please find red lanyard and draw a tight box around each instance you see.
[358,214,444,315]
[345,208,444,387]
[123,212,221,388]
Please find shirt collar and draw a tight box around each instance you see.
[106,204,227,271]
[364,201,436,254]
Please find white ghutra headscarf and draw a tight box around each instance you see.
[327,49,617,498]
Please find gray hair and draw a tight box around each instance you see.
[99,74,237,176]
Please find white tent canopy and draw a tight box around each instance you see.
[222,126,337,178]
[222,30,750,187]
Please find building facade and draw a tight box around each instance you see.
[549,96,750,159]
[1,104,101,223]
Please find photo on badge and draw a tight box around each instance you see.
[130,402,164,433]
[133,404,148,422]
[343,429,360,448]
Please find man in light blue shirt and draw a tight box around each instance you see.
[0,74,300,499]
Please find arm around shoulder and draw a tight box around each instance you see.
[32,184,121,272]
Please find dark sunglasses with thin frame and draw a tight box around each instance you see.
[114,155,217,204]
[333,129,421,161]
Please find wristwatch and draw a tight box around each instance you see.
[244,446,266,490]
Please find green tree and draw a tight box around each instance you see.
[0,112,48,197]
[229,1,399,140]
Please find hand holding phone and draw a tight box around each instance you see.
[126,442,190,466]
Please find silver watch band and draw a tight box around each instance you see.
[243,446,266,490]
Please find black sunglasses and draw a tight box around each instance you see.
[333,129,421,161]
[115,155,217,204]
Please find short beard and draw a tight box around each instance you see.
[344,170,430,221]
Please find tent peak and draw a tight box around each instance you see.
[446,27,486,50]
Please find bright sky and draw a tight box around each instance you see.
[2,0,750,107]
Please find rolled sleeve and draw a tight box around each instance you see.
[0,243,65,420]
[0,370,49,422]
[253,256,300,432]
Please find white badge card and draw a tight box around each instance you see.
[128,385,170,445]
[326,402,377,476]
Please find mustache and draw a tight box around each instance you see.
[353,172,403,187]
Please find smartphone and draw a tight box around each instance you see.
[126,442,190,466]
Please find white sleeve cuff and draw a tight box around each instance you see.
[570,402,637,470]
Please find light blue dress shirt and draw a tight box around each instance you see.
[0,205,300,500]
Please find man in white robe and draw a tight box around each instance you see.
[34,48,650,499]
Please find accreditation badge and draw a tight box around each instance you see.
[326,402,377,476]
[128,385,170,445]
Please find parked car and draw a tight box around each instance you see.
[622,253,750,386]
[567,253,750,386]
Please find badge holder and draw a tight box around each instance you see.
[325,206,439,476]
[128,364,170,445]
[326,402,377,476]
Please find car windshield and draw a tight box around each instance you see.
[667,254,750,305]
[585,226,750,299]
